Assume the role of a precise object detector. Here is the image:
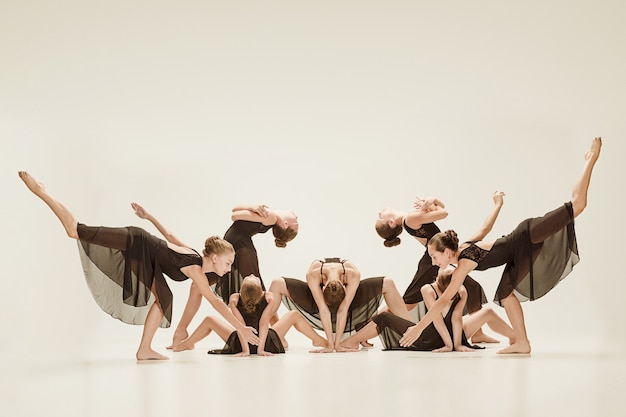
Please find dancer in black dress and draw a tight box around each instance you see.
[173,275,326,356]
[376,193,504,343]
[131,203,298,349]
[269,258,412,352]
[17,171,259,360]
[400,137,602,354]
[340,266,514,351]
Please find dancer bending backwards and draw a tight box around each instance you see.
[376,193,505,343]
[18,172,259,361]
[132,202,298,349]
[173,275,327,356]
[399,137,602,354]
[269,258,412,352]
[340,266,515,352]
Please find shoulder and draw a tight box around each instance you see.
[420,283,435,295]
[229,293,240,305]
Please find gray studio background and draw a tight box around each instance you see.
[1,0,624,373]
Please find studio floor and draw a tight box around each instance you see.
[3,328,625,417]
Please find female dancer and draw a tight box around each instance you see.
[339,266,514,351]
[399,137,602,354]
[375,193,504,343]
[269,258,412,352]
[18,171,259,361]
[173,275,327,355]
[131,203,298,348]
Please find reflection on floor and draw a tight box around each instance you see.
[4,327,625,417]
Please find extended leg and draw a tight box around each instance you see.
[272,310,326,348]
[173,315,234,352]
[572,137,602,217]
[464,307,515,345]
[18,171,78,238]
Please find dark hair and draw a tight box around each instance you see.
[428,230,459,252]
[203,236,235,256]
[375,223,402,248]
[272,224,298,248]
[323,281,345,308]
[436,268,453,293]
[239,280,264,314]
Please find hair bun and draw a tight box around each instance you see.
[384,237,401,248]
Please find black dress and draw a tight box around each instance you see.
[281,258,384,333]
[213,220,273,303]
[458,202,579,305]
[77,223,210,328]
[209,296,285,354]
[401,221,487,315]
[374,285,478,351]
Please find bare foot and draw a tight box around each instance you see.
[136,349,169,360]
[312,338,327,348]
[470,334,500,344]
[172,340,195,352]
[497,341,531,354]
[360,340,374,348]
[166,329,189,349]
[18,171,46,195]
[585,137,602,162]
[339,340,360,350]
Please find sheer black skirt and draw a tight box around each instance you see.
[281,276,384,333]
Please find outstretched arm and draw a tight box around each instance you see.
[131,202,189,247]
[400,261,475,347]
[405,197,449,230]
[421,285,453,352]
[333,263,361,352]
[465,192,505,243]
[256,292,277,356]
[451,287,473,352]
[229,294,251,356]
[307,263,335,353]
[181,266,260,347]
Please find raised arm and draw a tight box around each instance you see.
[403,196,449,230]
[333,261,361,352]
[399,260,474,347]
[131,202,188,247]
[231,204,276,225]
[465,192,505,243]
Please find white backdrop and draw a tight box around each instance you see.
[1,1,624,368]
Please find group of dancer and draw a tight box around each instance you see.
[17,137,602,360]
